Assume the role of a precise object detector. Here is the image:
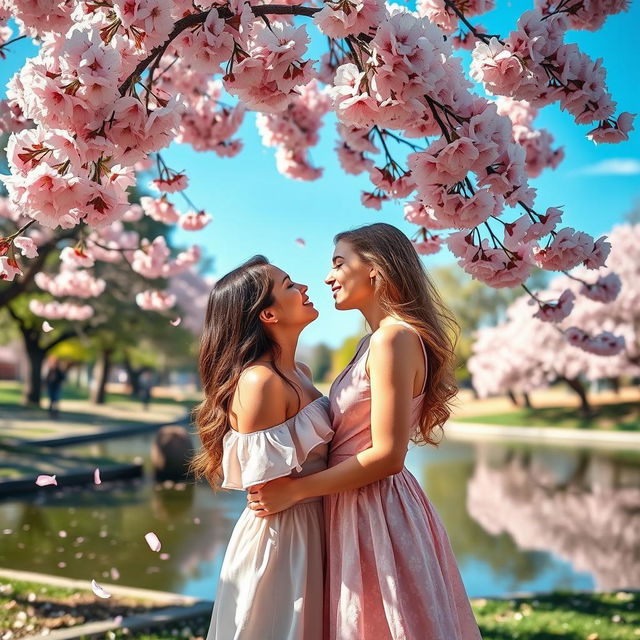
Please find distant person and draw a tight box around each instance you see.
[45,357,68,419]
[139,368,155,410]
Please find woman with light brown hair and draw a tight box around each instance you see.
[191,255,333,640]
[248,224,482,639]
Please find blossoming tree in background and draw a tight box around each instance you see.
[0,0,635,359]
[468,223,640,413]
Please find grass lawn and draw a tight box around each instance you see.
[473,591,640,639]
[0,380,198,411]
[2,578,639,639]
[456,400,640,431]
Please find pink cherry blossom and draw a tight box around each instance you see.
[532,227,598,271]
[60,246,96,268]
[35,474,58,487]
[0,257,22,281]
[413,236,443,255]
[144,531,162,552]
[150,173,188,193]
[533,289,575,322]
[13,236,38,258]
[581,273,621,303]
[314,0,385,39]
[136,289,176,311]
[29,300,95,321]
[35,268,106,298]
[178,210,212,231]
[140,196,180,224]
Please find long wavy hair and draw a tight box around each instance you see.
[189,255,299,488]
[335,223,459,446]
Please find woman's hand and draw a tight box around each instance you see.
[246,477,302,517]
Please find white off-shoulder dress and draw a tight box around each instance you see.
[206,396,333,640]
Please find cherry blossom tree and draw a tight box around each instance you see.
[0,184,208,404]
[468,223,640,414]
[0,0,635,357]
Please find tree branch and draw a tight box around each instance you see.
[119,5,321,97]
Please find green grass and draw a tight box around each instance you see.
[70,591,640,640]
[0,380,198,411]
[473,591,640,639]
[2,578,639,639]
[457,401,640,431]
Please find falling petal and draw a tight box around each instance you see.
[170,317,181,326]
[114,615,123,625]
[159,553,170,560]
[94,468,102,485]
[42,321,53,332]
[91,579,111,599]
[58,530,67,538]
[36,474,57,487]
[110,567,120,580]
[193,517,200,525]
[58,562,66,568]
[144,531,162,552]
[295,238,306,247]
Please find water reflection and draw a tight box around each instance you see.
[1,435,639,599]
[466,444,640,591]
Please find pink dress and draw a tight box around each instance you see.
[325,323,482,640]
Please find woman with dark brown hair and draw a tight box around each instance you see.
[249,224,482,639]
[190,255,333,640]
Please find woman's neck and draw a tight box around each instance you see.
[261,329,300,372]
[360,301,391,332]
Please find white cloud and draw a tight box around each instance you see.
[573,158,640,176]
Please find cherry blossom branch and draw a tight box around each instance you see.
[381,129,425,152]
[540,0,584,21]
[425,95,453,143]
[5,218,37,241]
[442,0,504,45]
[118,5,321,97]
[0,34,27,52]
[373,126,407,175]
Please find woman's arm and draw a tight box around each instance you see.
[249,325,420,516]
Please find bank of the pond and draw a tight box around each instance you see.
[0,382,195,496]
[446,420,640,450]
[1,572,638,640]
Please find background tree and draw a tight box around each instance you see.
[308,343,333,383]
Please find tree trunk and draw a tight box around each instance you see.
[607,376,621,394]
[23,340,46,407]
[522,392,532,409]
[123,353,142,398]
[506,389,520,407]
[561,376,592,417]
[91,349,113,405]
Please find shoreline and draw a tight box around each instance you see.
[445,420,640,450]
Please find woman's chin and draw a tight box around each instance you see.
[304,307,320,323]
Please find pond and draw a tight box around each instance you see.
[1,431,639,600]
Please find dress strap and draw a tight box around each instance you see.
[393,321,428,394]
[332,333,371,389]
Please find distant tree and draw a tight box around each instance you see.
[309,343,332,383]
[331,334,363,380]
[431,264,549,385]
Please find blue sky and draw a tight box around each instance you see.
[2,3,639,347]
